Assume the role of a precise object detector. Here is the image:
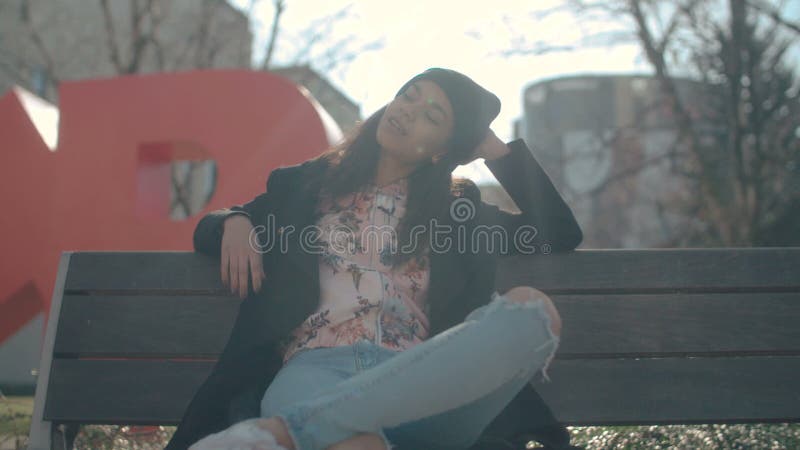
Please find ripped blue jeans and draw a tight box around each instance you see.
[260,290,560,450]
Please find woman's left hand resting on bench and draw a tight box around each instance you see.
[221,214,266,298]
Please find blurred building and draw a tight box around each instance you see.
[0,0,362,222]
[513,74,716,248]
[272,64,361,135]
[0,1,362,133]
[0,0,252,103]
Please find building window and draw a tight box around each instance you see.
[136,142,217,221]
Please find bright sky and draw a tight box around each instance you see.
[228,0,797,181]
[233,0,649,140]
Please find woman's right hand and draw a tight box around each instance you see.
[221,215,266,298]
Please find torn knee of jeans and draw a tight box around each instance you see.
[499,287,561,336]
[494,288,547,310]
[494,291,562,346]
[503,286,548,304]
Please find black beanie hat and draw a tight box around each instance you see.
[394,67,501,168]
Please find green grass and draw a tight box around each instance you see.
[0,395,32,450]
[3,394,800,449]
[0,396,31,434]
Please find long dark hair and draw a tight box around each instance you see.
[302,104,475,266]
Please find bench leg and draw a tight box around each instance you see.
[52,424,80,450]
[28,421,80,450]
[28,254,72,450]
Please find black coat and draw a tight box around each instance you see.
[165,139,584,450]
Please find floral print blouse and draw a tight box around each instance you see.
[277,176,431,365]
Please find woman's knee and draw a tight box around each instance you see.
[501,286,562,337]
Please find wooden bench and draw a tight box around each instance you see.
[28,248,800,449]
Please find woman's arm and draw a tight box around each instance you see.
[478,138,584,254]
[192,165,293,258]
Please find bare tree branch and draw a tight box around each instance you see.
[127,0,158,73]
[745,0,800,34]
[99,0,124,72]
[504,0,799,246]
[20,0,60,85]
[261,0,285,70]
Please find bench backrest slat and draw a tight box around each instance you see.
[54,295,239,358]
[64,252,226,293]
[554,292,800,356]
[44,359,213,424]
[496,248,800,293]
[52,292,800,358]
[534,356,800,424]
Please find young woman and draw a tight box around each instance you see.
[169,68,584,450]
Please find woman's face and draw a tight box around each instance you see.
[376,79,455,167]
